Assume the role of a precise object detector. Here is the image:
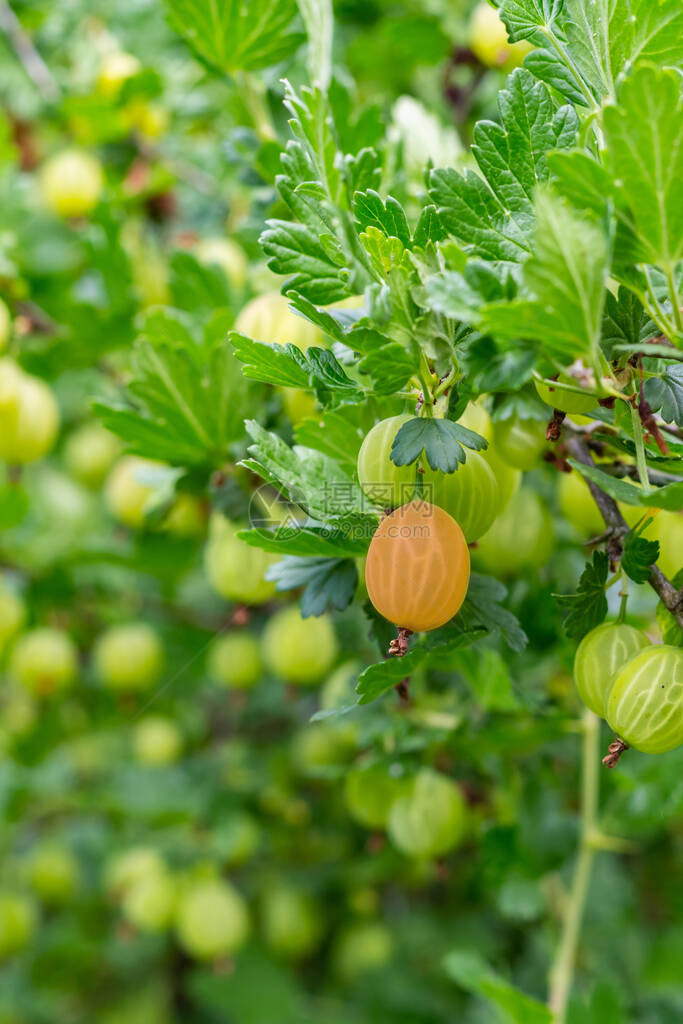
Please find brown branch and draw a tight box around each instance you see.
[565,434,683,630]
[0,1,60,103]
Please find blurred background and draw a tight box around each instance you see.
[0,1,681,1022]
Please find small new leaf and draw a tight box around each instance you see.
[555,550,609,640]
[621,519,660,584]
[643,364,683,427]
[391,418,488,474]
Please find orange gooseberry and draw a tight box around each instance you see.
[365,501,470,632]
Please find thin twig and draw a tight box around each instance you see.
[0,1,60,102]
[565,435,683,630]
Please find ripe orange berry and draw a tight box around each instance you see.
[365,501,470,632]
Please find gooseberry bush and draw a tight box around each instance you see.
[0,1,682,1023]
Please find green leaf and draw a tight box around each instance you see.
[567,459,642,505]
[482,190,608,364]
[94,309,250,466]
[297,0,332,89]
[390,417,488,474]
[237,525,368,558]
[260,219,351,304]
[564,0,683,102]
[568,460,683,512]
[601,287,651,359]
[360,226,410,278]
[455,574,528,653]
[267,555,358,616]
[230,332,311,389]
[230,332,364,407]
[645,480,683,512]
[293,410,365,471]
[356,623,484,705]
[429,70,577,263]
[547,150,611,216]
[521,49,589,107]
[165,0,305,73]
[499,0,562,42]
[472,70,578,220]
[555,550,609,640]
[604,64,683,269]
[621,519,660,584]
[243,420,370,521]
[443,949,552,1024]
[354,190,411,248]
[643,364,683,427]
[305,348,365,404]
[354,329,418,394]
[169,251,232,314]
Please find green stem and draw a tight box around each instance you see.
[540,28,599,115]
[629,402,650,492]
[643,268,678,342]
[665,264,683,338]
[548,709,600,1024]
[417,352,435,418]
[432,367,457,400]
[234,71,275,141]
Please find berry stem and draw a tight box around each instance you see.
[548,709,600,1024]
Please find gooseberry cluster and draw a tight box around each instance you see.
[574,624,683,760]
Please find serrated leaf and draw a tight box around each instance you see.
[354,190,411,248]
[94,310,249,466]
[243,420,371,521]
[482,190,608,364]
[643,364,683,427]
[499,0,562,41]
[230,332,364,407]
[621,519,660,584]
[567,459,643,505]
[230,332,311,388]
[568,460,683,512]
[604,64,683,269]
[521,49,589,107]
[412,205,447,248]
[555,550,609,640]
[260,219,351,303]
[360,226,410,277]
[293,410,365,471]
[165,0,305,73]
[454,574,528,653]
[356,623,484,705]
[354,330,417,394]
[237,524,368,558]
[444,949,552,1024]
[297,0,332,89]
[169,251,232,314]
[391,417,488,474]
[266,555,358,616]
[429,70,577,263]
[563,0,683,101]
[472,71,578,218]
[547,150,611,216]
[601,286,651,359]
